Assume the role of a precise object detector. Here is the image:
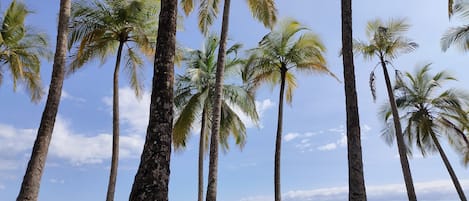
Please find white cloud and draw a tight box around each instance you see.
[284,133,300,142]
[0,116,144,166]
[317,143,337,151]
[49,178,65,184]
[241,180,469,201]
[103,88,150,134]
[61,90,86,103]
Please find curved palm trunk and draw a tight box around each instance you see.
[16,1,71,200]
[106,41,124,201]
[205,0,231,200]
[128,0,178,200]
[430,132,467,201]
[340,0,367,200]
[198,108,207,201]
[274,68,287,201]
[380,58,417,201]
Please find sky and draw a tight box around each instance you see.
[1,0,469,201]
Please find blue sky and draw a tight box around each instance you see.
[1,0,469,201]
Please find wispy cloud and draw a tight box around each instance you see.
[241,179,469,201]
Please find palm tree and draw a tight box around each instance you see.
[67,1,158,200]
[0,0,51,102]
[173,34,259,201]
[128,0,177,200]
[340,0,367,200]
[179,1,277,200]
[16,0,71,200]
[382,64,468,201]
[442,2,469,52]
[353,18,418,201]
[246,19,337,201]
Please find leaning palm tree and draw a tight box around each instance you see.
[246,19,337,201]
[68,1,158,200]
[128,0,177,200]
[173,34,258,201]
[382,64,468,201]
[340,0,367,199]
[353,18,418,201]
[180,1,277,200]
[0,0,51,102]
[17,0,70,200]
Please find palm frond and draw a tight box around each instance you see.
[246,0,277,29]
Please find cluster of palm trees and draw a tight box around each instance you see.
[2,0,469,201]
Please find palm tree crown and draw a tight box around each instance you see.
[174,34,258,150]
[0,0,51,102]
[68,0,159,95]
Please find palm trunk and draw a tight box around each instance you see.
[16,1,70,200]
[205,0,231,200]
[105,41,124,201]
[380,58,417,201]
[430,132,467,201]
[198,108,207,201]
[274,68,287,201]
[128,0,177,200]
[340,0,367,200]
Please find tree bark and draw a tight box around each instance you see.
[380,58,417,201]
[198,108,207,201]
[106,41,124,201]
[205,0,231,200]
[274,67,287,201]
[16,1,70,200]
[340,1,367,200]
[430,132,467,201]
[128,0,177,200]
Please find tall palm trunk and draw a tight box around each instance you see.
[430,132,467,201]
[274,68,287,201]
[380,58,417,201]
[198,108,207,201]
[106,41,124,201]
[16,1,71,200]
[205,0,231,200]
[128,0,177,200]
[340,0,367,200]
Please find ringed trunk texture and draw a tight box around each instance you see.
[16,1,71,200]
[340,0,367,200]
[205,0,231,200]
[430,133,467,201]
[274,68,287,201]
[380,58,417,201]
[106,41,124,201]
[198,109,207,201]
[128,0,177,200]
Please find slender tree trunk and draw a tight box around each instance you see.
[380,58,417,201]
[16,1,70,200]
[274,68,287,201]
[430,132,467,201]
[106,41,124,201]
[128,0,177,200]
[205,0,231,200]
[340,1,367,200]
[198,108,207,201]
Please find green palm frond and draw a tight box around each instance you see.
[246,0,277,29]
[173,92,204,149]
[124,48,144,98]
[0,0,50,102]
